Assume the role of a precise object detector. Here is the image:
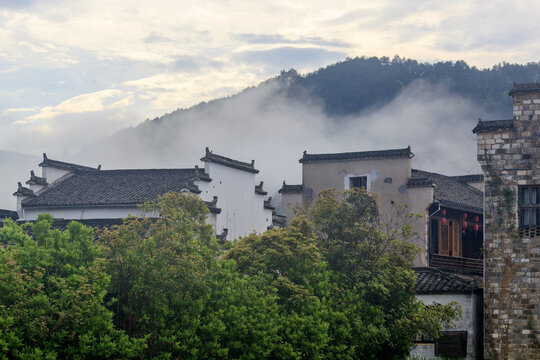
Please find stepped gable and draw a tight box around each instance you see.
[411,169,483,213]
[39,153,100,171]
[279,181,303,194]
[13,182,35,198]
[22,169,206,208]
[255,181,267,195]
[472,119,514,134]
[414,267,482,294]
[26,171,47,186]
[201,147,259,174]
[299,146,413,163]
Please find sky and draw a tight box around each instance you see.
[1,0,540,208]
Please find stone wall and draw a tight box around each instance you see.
[475,89,540,359]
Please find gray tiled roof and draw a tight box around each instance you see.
[411,169,483,213]
[414,267,482,294]
[201,147,259,174]
[450,174,484,183]
[22,169,204,208]
[0,209,18,221]
[299,146,413,163]
[472,119,514,134]
[509,82,540,96]
[39,153,99,171]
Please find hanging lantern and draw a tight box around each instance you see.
[462,221,468,229]
[441,218,447,225]
[474,224,479,231]
[462,213,468,219]
[441,208,446,216]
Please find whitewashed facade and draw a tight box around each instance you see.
[14,148,274,241]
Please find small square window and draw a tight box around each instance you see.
[350,176,367,190]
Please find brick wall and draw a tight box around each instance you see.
[475,89,540,359]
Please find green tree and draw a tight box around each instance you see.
[309,189,460,359]
[226,217,335,359]
[0,214,144,360]
[99,192,281,359]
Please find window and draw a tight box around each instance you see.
[520,186,540,227]
[435,331,467,358]
[439,220,460,257]
[349,176,367,190]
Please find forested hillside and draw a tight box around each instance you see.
[282,56,540,118]
[72,56,540,199]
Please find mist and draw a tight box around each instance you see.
[77,80,482,194]
[1,80,484,210]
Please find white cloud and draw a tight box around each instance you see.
[16,89,125,123]
[1,0,540,161]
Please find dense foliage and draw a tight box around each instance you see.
[0,192,460,359]
[0,214,144,360]
[228,189,460,359]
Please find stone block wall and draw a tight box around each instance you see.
[476,89,540,359]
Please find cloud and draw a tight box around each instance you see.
[235,33,350,48]
[233,46,347,72]
[16,89,126,123]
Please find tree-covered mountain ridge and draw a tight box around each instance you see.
[152,55,540,125]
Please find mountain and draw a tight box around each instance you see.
[60,57,540,199]
[285,56,540,118]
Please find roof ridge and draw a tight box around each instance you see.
[39,153,99,171]
[300,146,413,163]
[201,147,259,174]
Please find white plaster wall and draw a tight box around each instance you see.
[203,161,270,240]
[28,183,45,193]
[411,293,480,360]
[22,206,142,221]
[42,166,71,184]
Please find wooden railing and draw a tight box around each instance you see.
[429,253,483,273]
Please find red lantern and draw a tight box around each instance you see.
[462,221,468,229]
[474,224,479,231]
[474,216,479,223]
[462,213,468,219]
[441,218,447,225]
[441,208,446,216]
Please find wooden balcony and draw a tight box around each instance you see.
[429,253,483,273]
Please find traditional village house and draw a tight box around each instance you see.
[13,148,274,241]
[473,82,540,360]
[280,147,485,359]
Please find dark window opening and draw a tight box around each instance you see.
[520,186,540,227]
[435,331,467,358]
[350,176,367,190]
